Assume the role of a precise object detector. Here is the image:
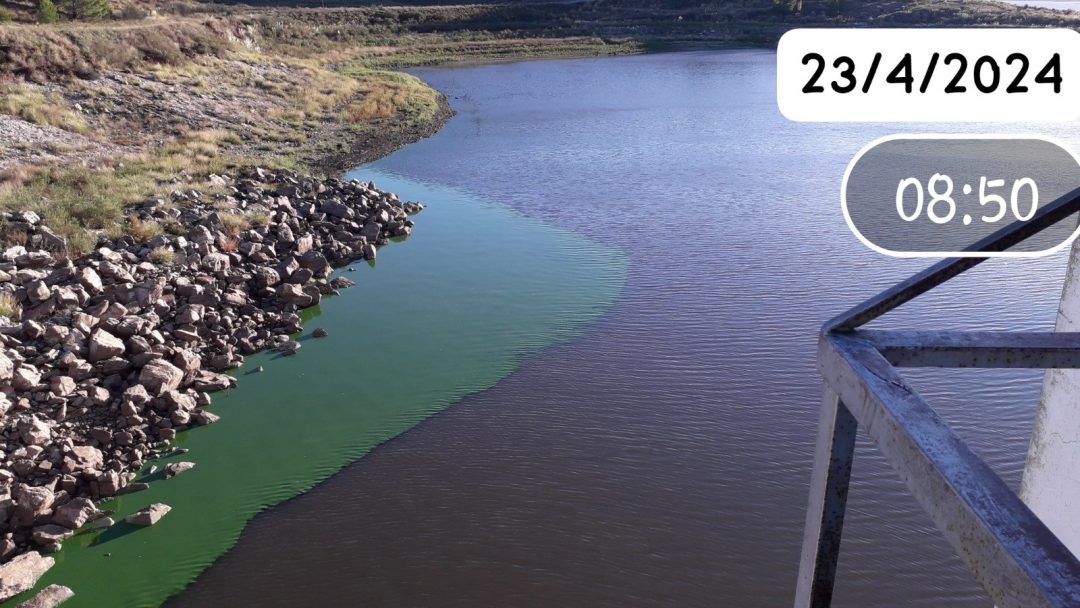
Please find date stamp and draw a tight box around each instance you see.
[778,29,1080,122]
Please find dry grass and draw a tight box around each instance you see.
[0,82,87,133]
[126,215,161,242]
[245,210,271,226]
[218,213,249,236]
[340,69,440,124]
[148,246,175,265]
[0,128,241,251]
[2,229,28,247]
[0,19,229,81]
[0,292,21,322]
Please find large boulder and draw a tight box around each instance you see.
[17,418,51,446]
[62,446,104,475]
[276,283,312,307]
[125,503,171,526]
[0,352,14,381]
[192,410,221,425]
[77,267,102,294]
[321,199,352,219]
[360,222,381,242]
[97,470,123,497]
[12,484,54,526]
[0,552,54,601]
[11,366,41,391]
[88,329,125,363]
[164,462,195,478]
[298,250,329,274]
[17,584,74,608]
[25,280,50,304]
[138,359,183,395]
[201,253,230,273]
[52,497,101,530]
[30,524,73,547]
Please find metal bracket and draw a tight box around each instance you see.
[796,187,1080,607]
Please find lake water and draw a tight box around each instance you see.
[3,176,624,606]
[1003,1,1080,10]
[30,51,1080,607]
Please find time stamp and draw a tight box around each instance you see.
[776,28,1080,257]
[894,174,1039,226]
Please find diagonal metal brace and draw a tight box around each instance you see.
[853,330,1080,368]
[806,333,1080,608]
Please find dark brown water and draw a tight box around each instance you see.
[169,51,1080,607]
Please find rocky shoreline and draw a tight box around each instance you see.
[0,166,422,605]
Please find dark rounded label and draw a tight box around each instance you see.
[842,136,1080,257]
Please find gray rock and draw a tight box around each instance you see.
[125,503,171,526]
[276,283,312,307]
[88,329,125,363]
[16,583,74,608]
[92,517,114,529]
[0,351,13,381]
[360,222,381,242]
[12,366,41,391]
[201,253,231,273]
[62,446,104,475]
[49,376,75,397]
[31,525,73,547]
[0,552,54,601]
[192,410,221,425]
[13,484,55,523]
[26,280,50,303]
[76,267,102,295]
[138,359,183,395]
[164,461,195,478]
[17,417,51,446]
[52,497,100,529]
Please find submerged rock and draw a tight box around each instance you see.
[125,503,172,526]
[164,462,195,478]
[92,517,114,530]
[17,584,74,608]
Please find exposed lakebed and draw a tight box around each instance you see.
[3,174,625,607]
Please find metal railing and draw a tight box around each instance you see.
[795,185,1080,608]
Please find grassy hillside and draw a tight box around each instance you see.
[0,0,1074,252]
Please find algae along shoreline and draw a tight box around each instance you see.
[3,169,627,607]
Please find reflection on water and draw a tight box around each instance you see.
[173,51,1080,607]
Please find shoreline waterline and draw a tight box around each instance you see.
[4,168,628,607]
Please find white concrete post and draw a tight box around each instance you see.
[1021,237,1080,559]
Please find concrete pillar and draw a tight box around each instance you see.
[1021,237,1080,559]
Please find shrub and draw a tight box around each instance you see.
[162,220,186,236]
[148,247,175,265]
[116,4,145,20]
[0,292,21,322]
[0,84,89,133]
[126,216,162,242]
[0,8,12,23]
[60,0,111,21]
[37,0,59,23]
[219,213,250,236]
[245,211,272,226]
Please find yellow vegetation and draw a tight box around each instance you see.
[0,82,87,133]
[0,292,21,322]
